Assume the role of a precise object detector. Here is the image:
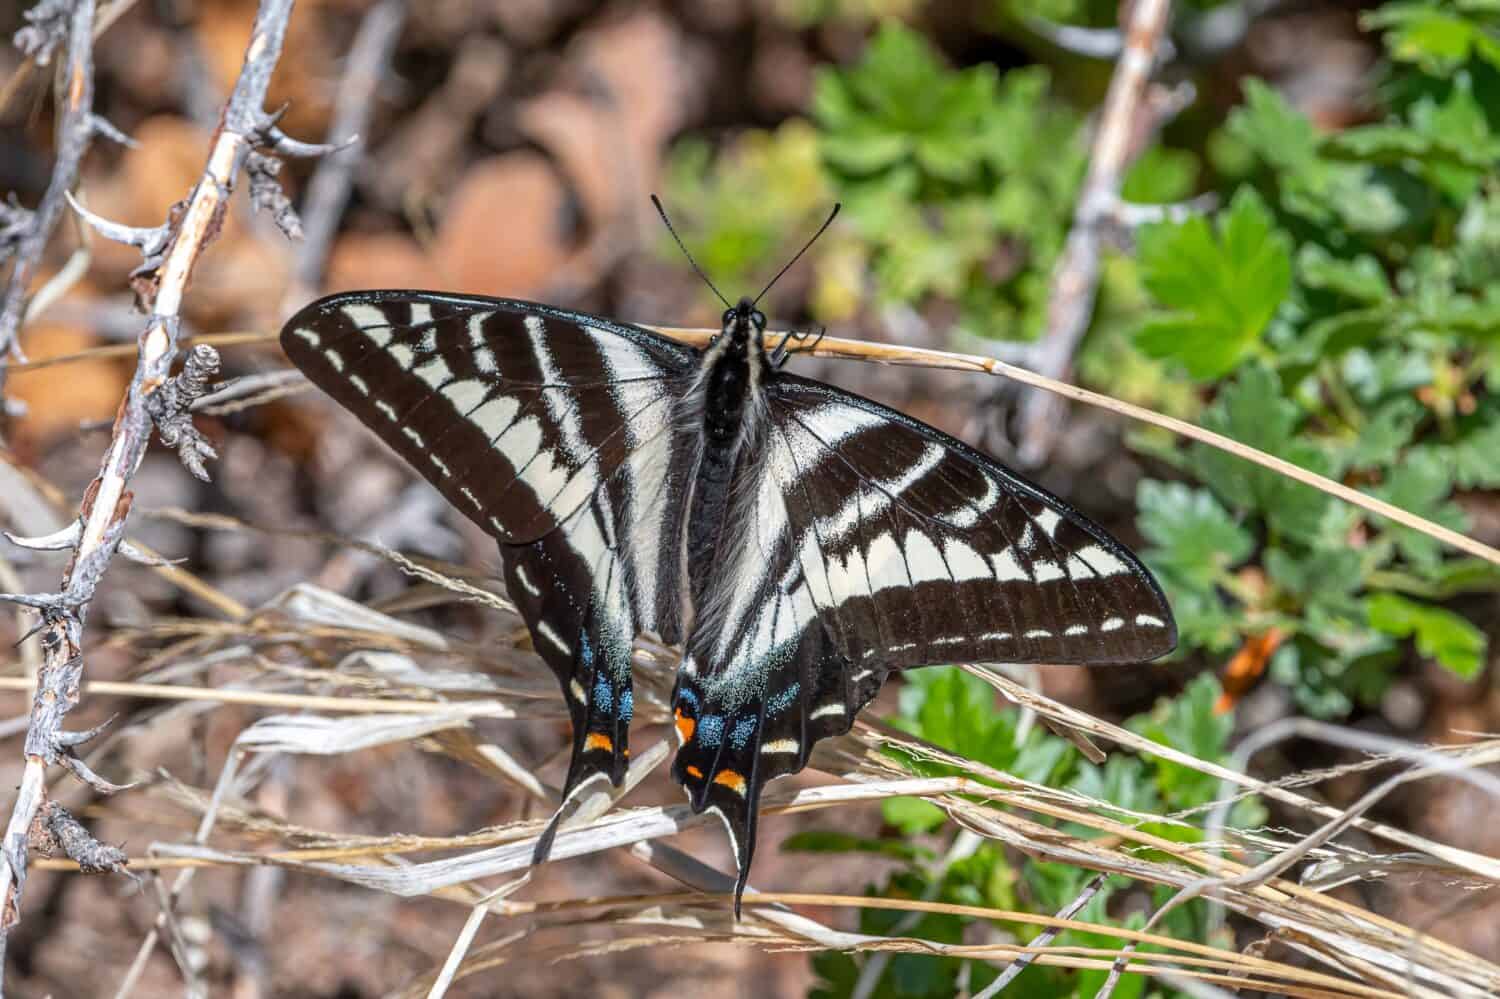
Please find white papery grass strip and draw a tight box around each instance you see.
[417,896,1400,999]
[554,738,669,827]
[465,741,551,802]
[151,777,968,895]
[945,801,1484,998]
[968,665,1500,883]
[263,582,450,649]
[627,839,873,949]
[148,507,516,614]
[340,649,509,693]
[0,676,518,717]
[871,727,1201,833]
[233,712,483,755]
[427,876,531,999]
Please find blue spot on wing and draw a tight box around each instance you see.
[766,682,800,716]
[678,688,700,710]
[730,716,757,750]
[593,677,613,712]
[698,714,724,747]
[620,689,633,723]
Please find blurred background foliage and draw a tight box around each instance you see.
[656,1,1500,995]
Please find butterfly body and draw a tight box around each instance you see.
[281,288,1176,913]
[682,298,771,639]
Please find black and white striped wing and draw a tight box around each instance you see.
[281,291,697,545]
[668,375,1175,910]
[281,291,697,796]
[765,375,1176,669]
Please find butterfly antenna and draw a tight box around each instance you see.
[651,194,731,310]
[754,202,841,306]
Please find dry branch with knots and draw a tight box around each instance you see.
[0,0,348,978]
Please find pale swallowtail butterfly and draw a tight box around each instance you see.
[280,219,1176,914]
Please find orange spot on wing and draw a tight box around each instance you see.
[685,765,704,779]
[674,708,695,742]
[713,769,747,795]
[584,733,613,753]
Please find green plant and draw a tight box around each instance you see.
[801,671,1263,999]
[1131,23,1500,714]
[811,24,1090,337]
[658,4,1500,993]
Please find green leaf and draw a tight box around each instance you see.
[1189,365,1339,544]
[1347,397,1424,468]
[893,668,1076,785]
[1371,450,1469,570]
[1227,81,1407,232]
[1265,545,1365,612]
[782,830,928,861]
[1420,413,1500,488]
[1297,245,1390,304]
[1127,675,1234,810]
[1137,481,1254,590]
[1067,755,1159,817]
[1133,189,1292,380]
[1365,3,1500,74]
[1367,593,1487,678]
[816,22,997,181]
[1121,144,1199,204]
[881,795,947,836]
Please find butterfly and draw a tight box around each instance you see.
[279,204,1176,914]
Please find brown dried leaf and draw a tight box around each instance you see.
[517,12,691,231]
[12,315,130,447]
[326,232,445,293]
[433,153,572,299]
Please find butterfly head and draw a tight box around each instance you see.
[721,297,767,350]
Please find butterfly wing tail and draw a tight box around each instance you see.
[670,673,764,916]
[502,538,635,861]
[670,625,888,916]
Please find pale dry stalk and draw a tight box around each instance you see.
[0,0,337,982]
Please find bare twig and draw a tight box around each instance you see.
[0,0,137,116]
[1014,0,1175,466]
[145,343,221,481]
[0,0,328,970]
[0,0,101,391]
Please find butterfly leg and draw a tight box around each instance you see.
[768,326,826,369]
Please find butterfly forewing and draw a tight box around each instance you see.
[764,376,1176,668]
[281,291,696,544]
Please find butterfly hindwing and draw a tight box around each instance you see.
[503,511,636,798]
[672,606,886,913]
